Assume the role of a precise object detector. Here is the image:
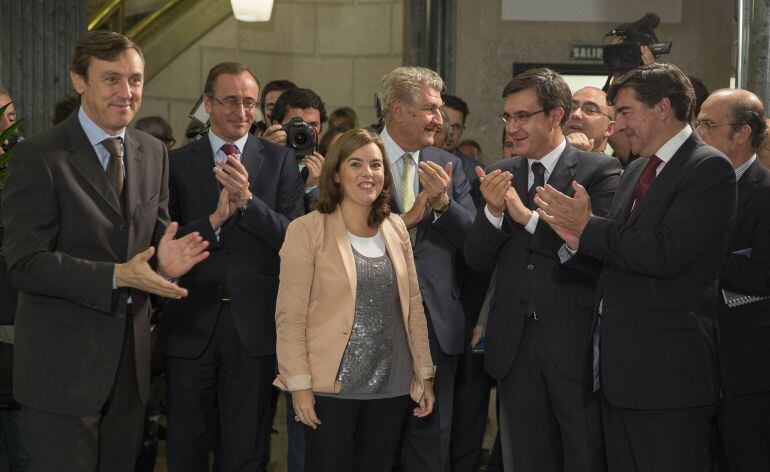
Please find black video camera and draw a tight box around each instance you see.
[283,117,316,158]
[603,13,672,73]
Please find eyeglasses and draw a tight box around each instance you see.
[693,120,743,132]
[572,102,613,119]
[212,96,260,110]
[499,109,545,125]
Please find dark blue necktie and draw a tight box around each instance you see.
[528,162,546,210]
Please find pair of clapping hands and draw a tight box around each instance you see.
[475,166,592,250]
[115,152,253,300]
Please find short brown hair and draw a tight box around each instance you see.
[728,93,769,151]
[71,30,144,78]
[315,128,393,227]
[502,68,572,126]
[203,62,260,97]
[607,63,695,123]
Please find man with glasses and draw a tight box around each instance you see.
[464,68,621,472]
[565,86,616,154]
[162,61,305,471]
[696,88,770,472]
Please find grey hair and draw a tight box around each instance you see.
[380,66,444,121]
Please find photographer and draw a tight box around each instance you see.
[264,88,327,190]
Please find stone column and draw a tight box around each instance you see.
[402,0,457,92]
[0,0,87,136]
[747,0,770,106]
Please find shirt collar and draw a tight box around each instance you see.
[653,125,693,164]
[382,126,421,166]
[77,106,125,146]
[208,129,249,157]
[735,154,757,181]
[527,138,566,175]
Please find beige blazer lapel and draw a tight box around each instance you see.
[381,217,410,325]
[330,207,357,300]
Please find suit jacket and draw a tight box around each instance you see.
[0,113,167,416]
[576,132,736,410]
[162,133,305,358]
[388,146,476,356]
[717,159,770,396]
[464,144,621,380]
[274,209,435,401]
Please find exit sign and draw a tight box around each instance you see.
[570,44,604,61]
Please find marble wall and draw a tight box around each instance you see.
[138,0,403,145]
[454,0,735,163]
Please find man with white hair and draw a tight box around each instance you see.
[379,66,476,472]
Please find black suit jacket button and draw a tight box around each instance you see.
[526,264,534,271]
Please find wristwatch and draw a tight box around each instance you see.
[239,195,253,213]
[434,198,451,215]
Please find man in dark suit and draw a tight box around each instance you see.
[378,66,476,472]
[162,62,305,472]
[0,31,209,472]
[536,63,736,472]
[696,88,770,471]
[464,68,620,472]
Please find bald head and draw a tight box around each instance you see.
[697,88,767,168]
[565,86,614,152]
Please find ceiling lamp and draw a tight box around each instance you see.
[230,0,274,22]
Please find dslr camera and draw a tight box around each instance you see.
[603,13,672,73]
[283,117,316,158]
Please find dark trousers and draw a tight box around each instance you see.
[601,395,717,472]
[498,317,605,472]
[718,391,770,472]
[165,304,275,472]
[305,395,409,472]
[23,316,144,472]
[402,317,456,472]
[450,322,494,472]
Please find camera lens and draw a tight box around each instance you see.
[294,132,307,145]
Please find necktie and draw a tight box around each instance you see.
[633,155,663,203]
[527,161,546,210]
[401,153,416,212]
[401,153,418,245]
[220,143,238,164]
[101,137,124,213]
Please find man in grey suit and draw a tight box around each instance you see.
[0,30,209,472]
[379,66,476,472]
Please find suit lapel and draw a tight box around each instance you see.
[511,156,528,204]
[64,115,124,217]
[615,160,645,224]
[189,137,221,207]
[241,134,266,191]
[331,207,357,299]
[625,134,695,227]
[545,145,578,195]
[123,130,143,223]
[736,160,761,210]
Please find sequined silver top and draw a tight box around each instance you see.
[323,246,412,400]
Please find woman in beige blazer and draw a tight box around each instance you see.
[274,128,435,471]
